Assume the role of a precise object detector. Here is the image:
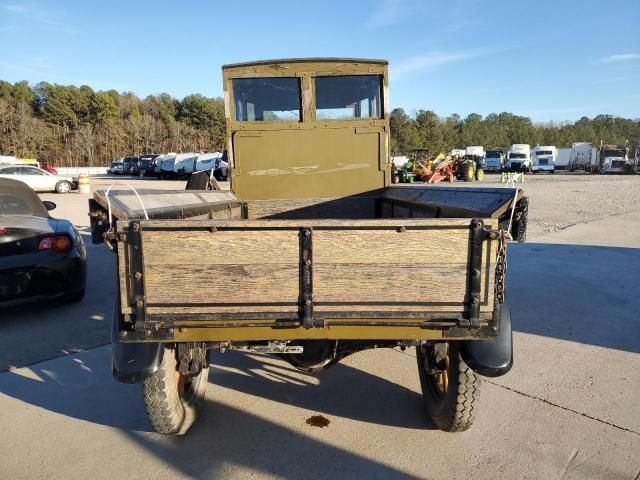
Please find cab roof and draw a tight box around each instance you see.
[222,57,388,69]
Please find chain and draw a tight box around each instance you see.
[495,230,507,303]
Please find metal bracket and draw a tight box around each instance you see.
[300,227,314,329]
[127,221,146,331]
[468,219,485,328]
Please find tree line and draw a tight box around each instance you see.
[1,79,639,166]
[390,109,640,156]
[0,80,225,167]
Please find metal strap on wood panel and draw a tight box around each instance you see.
[468,219,485,328]
[127,221,146,331]
[300,227,314,328]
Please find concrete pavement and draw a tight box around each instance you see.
[0,179,639,479]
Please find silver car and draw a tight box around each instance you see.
[0,165,77,193]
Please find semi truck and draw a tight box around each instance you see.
[484,149,506,173]
[507,144,531,172]
[89,58,528,436]
[464,145,485,170]
[597,144,629,174]
[531,145,556,174]
[567,142,595,172]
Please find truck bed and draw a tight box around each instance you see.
[91,185,523,344]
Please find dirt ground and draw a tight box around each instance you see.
[479,172,640,237]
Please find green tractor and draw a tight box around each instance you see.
[456,157,485,182]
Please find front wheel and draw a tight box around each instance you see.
[475,168,484,181]
[143,346,209,435]
[416,342,480,432]
[55,180,72,193]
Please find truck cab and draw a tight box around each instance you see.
[507,144,531,172]
[531,145,556,174]
[223,58,390,200]
[484,150,505,172]
[598,145,629,174]
[464,145,485,170]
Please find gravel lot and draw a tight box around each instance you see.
[479,173,640,237]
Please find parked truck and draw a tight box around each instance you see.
[484,149,506,173]
[628,140,640,174]
[464,146,486,175]
[89,58,528,436]
[597,144,630,174]
[531,145,556,174]
[139,154,160,177]
[506,144,531,172]
[567,142,595,172]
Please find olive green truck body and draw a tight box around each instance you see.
[91,58,528,435]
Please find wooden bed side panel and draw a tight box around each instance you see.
[141,229,300,305]
[133,218,497,315]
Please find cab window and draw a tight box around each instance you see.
[315,75,383,120]
[20,167,45,175]
[232,78,301,122]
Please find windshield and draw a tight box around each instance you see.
[0,179,49,217]
[111,162,121,167]
[486,152,501,158]
[509,153,526,159]
[315,75,382,120]
[536,150,553,156]
[0,194,34,216]
[232,77,301,122]
[604,150,625,157]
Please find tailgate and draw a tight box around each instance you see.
[116,218,502,341]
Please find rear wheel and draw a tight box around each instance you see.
[416,342,480,432]
[55,180,72,193]
[143,346,209,435]
[462,163,475,182]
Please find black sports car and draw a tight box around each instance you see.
[0,178,86,306]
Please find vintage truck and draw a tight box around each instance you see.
[89,58,528,435]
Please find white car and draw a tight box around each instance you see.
[0,165,77,193]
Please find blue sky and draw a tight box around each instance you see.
[1,0,638,122]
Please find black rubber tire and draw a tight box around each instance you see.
[461,162,474,182]
[55,180,72,193]
[416,343,480,432]
[142,346,209,435]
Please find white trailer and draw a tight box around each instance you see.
[555,148,571,169]
[531,145,556,173]
[567,143,595,172]
[159,153,177,178]
[507,144,531,172]
[174,153,198,177]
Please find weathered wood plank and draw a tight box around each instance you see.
[144,264,300,304]
[313,230,470,264]
[117,245,131,313]
[142,230,299,265]
[313,264,469,303]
